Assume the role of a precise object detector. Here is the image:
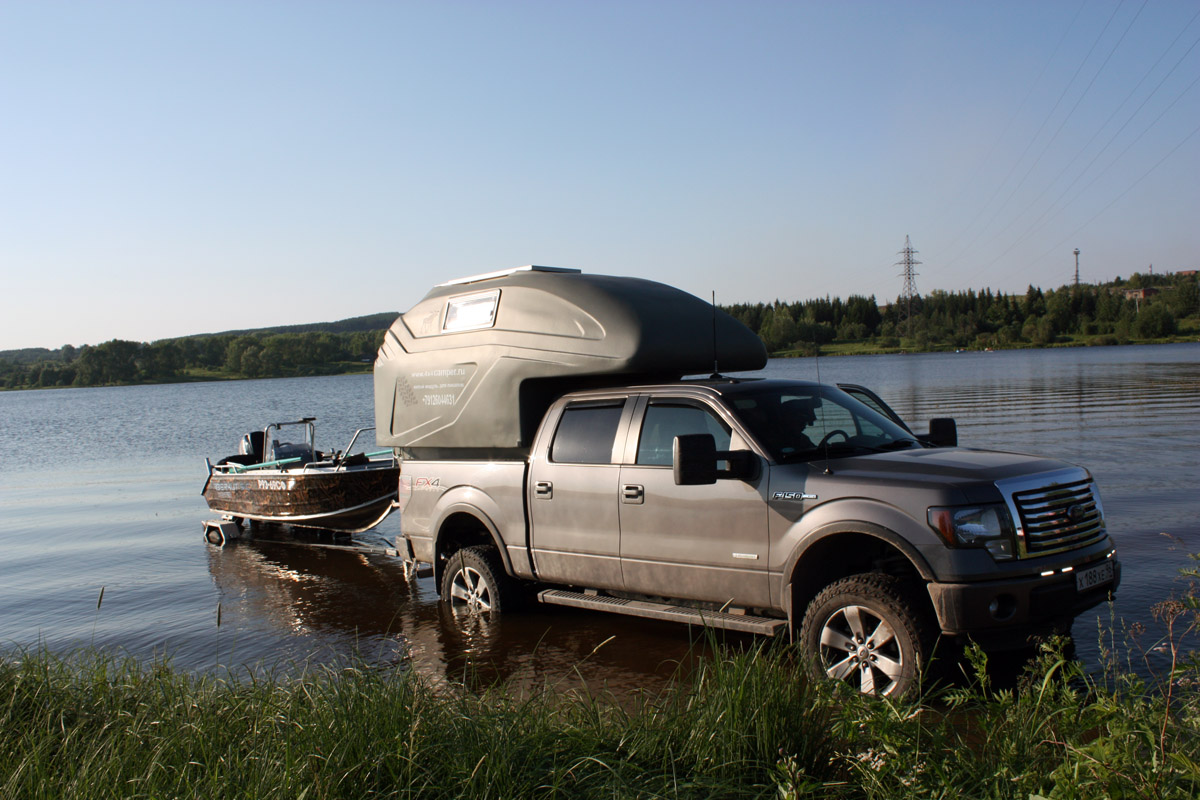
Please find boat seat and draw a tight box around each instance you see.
[339,452,370,468]
[270,441,315,465]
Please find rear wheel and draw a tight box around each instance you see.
[440,545,514,617]
[799,573,931,697]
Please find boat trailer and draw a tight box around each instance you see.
[201,515,432,579]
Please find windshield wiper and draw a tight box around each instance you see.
[878,438,921,451]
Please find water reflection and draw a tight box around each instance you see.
[204,529,728,695]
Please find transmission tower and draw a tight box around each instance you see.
[895,235,921,338]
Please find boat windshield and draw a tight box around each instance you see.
[727,385,921,463]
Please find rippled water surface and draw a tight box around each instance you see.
[1,344,1197,690]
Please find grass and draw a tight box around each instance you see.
[4,630,1200,800]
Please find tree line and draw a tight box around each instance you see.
[1,329,386,389]
[724,271,1198,355]
[3,272,1196,390]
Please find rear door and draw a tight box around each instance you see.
[527,397,632,588]
[617,397,771,607]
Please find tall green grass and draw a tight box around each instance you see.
[5,624,1200,798]
[0,643,837,799]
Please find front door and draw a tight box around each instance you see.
[618,399,770,608]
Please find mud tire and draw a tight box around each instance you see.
[799,573,933,697]
[440,545,515,617]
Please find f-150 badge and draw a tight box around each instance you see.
[772,491,817,501]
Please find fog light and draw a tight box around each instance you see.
[988,594,1017,621]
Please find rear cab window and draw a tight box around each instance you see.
[550,401,626,464]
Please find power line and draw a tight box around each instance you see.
[936,0,1128,275]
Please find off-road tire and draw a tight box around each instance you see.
[799,573,933,697]
[440,545,515,616]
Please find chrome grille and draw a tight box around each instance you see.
[1012,478,1106,556]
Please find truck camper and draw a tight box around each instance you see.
[373,266,766,458]
[374,266,1119,696]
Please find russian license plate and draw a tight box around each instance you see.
[1076,560,1114,592]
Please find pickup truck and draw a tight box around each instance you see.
[376,267,1119,695]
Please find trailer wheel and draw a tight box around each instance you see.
[799,573,931,697]
[441,545,513,616]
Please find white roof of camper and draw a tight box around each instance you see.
[436,264,582,287]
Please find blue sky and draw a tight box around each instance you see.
[2,1,1197,350]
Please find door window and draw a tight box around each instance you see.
[636,403,731,466]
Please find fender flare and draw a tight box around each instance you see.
[430,499,514,581]
[781,520,936,624]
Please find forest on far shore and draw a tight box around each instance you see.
[2,271,1196,390]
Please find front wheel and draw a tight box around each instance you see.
[440,545,514,617]
[799,573,932,697]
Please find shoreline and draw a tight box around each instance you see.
[5,339,1200,392]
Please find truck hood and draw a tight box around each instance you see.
[833,447,1074,482]
[788,447,1086,506]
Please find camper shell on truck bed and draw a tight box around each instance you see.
[373,266,767,458]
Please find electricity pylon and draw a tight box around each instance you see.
[896,235,921,339]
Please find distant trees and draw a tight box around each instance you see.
[720,271,1198,355]
[0,329,387,389]
[2,272,1196,391]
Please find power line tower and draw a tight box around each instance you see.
[895,235,921,338]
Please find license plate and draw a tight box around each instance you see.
[1076,560,1114,592]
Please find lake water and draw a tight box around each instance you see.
[1,343,1197,691]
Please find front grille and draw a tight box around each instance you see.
[1012,478,1106,556]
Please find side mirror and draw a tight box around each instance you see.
[927,418,957,448]
[673,434,717,485]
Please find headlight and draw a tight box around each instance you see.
[928,504,1015,560]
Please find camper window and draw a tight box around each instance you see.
[443,289,500,332]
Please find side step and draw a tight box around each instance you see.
[537,589,788,636]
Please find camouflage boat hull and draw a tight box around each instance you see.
[203,464,399,533]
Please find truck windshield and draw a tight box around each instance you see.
[728,386,920,463]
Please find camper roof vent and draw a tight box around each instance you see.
[437,265,582,287]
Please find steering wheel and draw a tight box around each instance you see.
[818,429,850,447]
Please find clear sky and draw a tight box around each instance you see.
[2,1,1197,351]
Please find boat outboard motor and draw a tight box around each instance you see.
[239,431,264,462]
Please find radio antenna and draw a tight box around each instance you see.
[710,290,721,379]
[814,347,833,473]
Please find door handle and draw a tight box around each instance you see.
[534,480,553,499]
[622,484,644,504]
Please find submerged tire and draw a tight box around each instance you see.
[799,573,932,697]
[440,545,514,617]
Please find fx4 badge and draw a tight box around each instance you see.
[772,491,817,501]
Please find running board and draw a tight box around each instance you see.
[537,589,788,636]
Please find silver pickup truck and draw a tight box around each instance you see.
[376,267,1120,695]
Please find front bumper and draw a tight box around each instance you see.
[927,551,1120,649]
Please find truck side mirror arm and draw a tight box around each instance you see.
[673,434,760,485]
[719,449,761,482]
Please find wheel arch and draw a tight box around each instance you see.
[432,504,511,592]
[783,521,936,629]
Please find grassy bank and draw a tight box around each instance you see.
[4,636,1200,799]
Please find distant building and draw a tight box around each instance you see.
[1123,287,1159,301]
[1177,269,1198,278]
